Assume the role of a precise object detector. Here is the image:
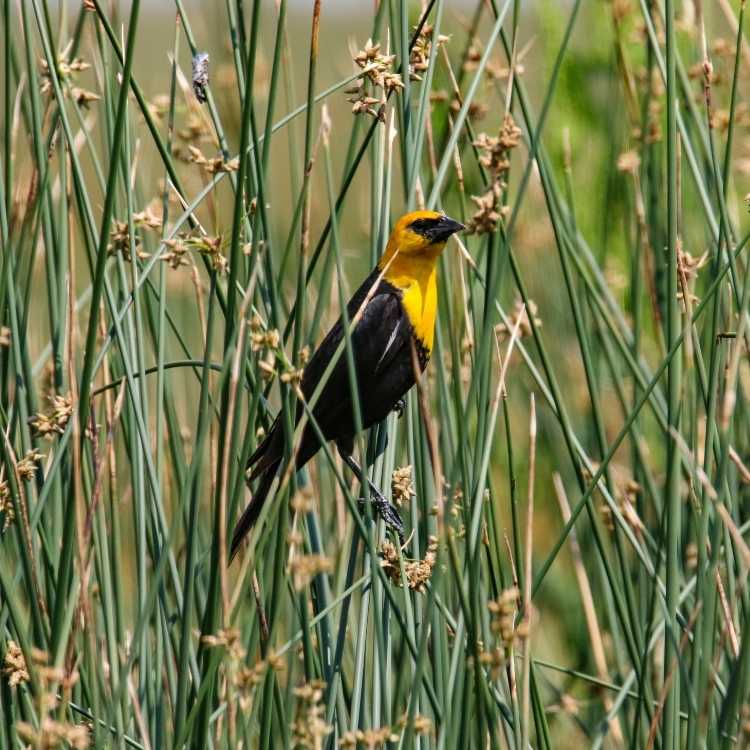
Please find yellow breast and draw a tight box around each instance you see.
[385,265,438,353]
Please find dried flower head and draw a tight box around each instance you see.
[409,23,449,81]
[495,298,541,341]
[450,97,488,121]
[161,238,190,269]
[107,220,149,262]
[462,41,482,73]
[132,205,163,233]
[39,56,90,95]
[290,487,315,514]
[488,586,527,648]
[291,680,331,750]
[478,646,505,679]
[187,145,239,175]
[0,326,9,347]
[177,111,214,144]
[466,183,506,235]
[617,149,641,174]
[201,627,244,661]
[349,39,403,120]
[0,481,13,531]
[396,712,433,736]
[17,449,43,482]
[2,640,29,687]
[183,234,227,274]
[583,462,643,535]
[280,365,304,386]
[473,114,522,178]
[70,87,100,108]
[391,465,414,507]
[290,554,333,591]
[16,719,90,749]
[30,394,73,439]
[345,79,383,120]
[339,726,399,748]
[380,537,438,592]
[250,325,280,353]
[677,246,709,296]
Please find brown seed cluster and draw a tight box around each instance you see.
[183,234,228,274]
[391,465,414,507]
[107,206,162,262]
[676,245,709,304]
[17,449,43,483]
[290,487,315,515]
[584,462,643,535]
[347,39,403,121]
[409,24,449,81]
[16,718,90,749]
[339,713,431,748]
[339,726,398,748]
[30,394,73,439]
[186,145,239,176]
[0,481,13,531]
[2,640,29,687]
[495,298,541,341]
[379,536,438,592]
[291,680,332,750]
[248,314,282,382]
[290,553,334,591]
[488,586,528,648]
[39,56,96,108]
[467,114,522,235]
[10,647,86,747]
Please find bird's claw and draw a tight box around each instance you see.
[358,495,405,543]
[392,398,406,418]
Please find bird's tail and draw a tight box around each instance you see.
[230,464,278,562]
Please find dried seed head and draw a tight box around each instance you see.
[70,87,100,108]
[187,145,239,175]
[2,641,29,687]
[17,719,90,749]
[0,481,13,531]
[379,537,438,592]
[409,23,449,81]
[339,726,399,748]
[617,150,640,174]
[495,298,541,341]
[30,394,73,439]
[391,465,414,507]
[291,680,331,749]
[17,449,43,482]
[290,554,333,591]
[488,586,525,648]
[466,183,506,235]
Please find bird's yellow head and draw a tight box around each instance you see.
[378,210,464,269]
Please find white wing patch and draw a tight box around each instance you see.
[376,316,402,372]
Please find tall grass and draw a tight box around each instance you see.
[2,0,750,747]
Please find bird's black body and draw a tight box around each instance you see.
[230,269,428,557]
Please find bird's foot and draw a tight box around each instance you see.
[392,398,406,418]
[358,494,405,543]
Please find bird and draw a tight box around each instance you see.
[230,210,464,559]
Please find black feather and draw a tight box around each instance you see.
[233,269,429,555]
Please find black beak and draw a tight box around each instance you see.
[426,215,465,244]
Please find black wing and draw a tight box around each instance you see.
[248,269,419,477]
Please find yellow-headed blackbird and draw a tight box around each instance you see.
[231,210,464,557]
